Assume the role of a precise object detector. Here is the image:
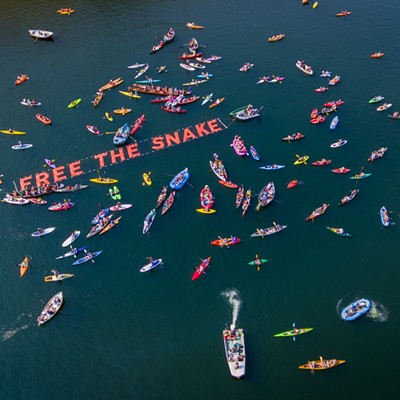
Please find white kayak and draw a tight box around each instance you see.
[201,93,213,106]
[31,227,56,237]
[140,258,163,272]
[11,143,33,150]
[109,203,133,212]
[62,230,80,247]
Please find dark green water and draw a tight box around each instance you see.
[1,1,399,399]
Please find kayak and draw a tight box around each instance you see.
[218,180,238,189]
[62,230,80,247]
[0,129,26,135]
[274,327,313,337]
[105,112,113,122]
[330,139,347,148]
[36,114,52,125]
[140,258,163,273]
[330,116,339,130]
[44,273,74,282]
[250,224,287,237]
[338,189,359,206]
[143,172,152,186]
[369,95,384,104]
[191,257,211,281]
[89,177,118,184]
[45,159,56,168]
[287,180,299,189]
[196,208,216,214]
[31,227,56,237]
[250,146,260,161]
[259,165,285,170]
[72,251,103,266]
[57,8,74,14]
[294,155,309,165]
[210,236,240,247]
[68,98,81,108]
[113,108,131,115]
[99,77,124,91]
[19,256,29,277]
[209,97,224,108]
[377,103,392,111]
[11,143,33,150]
[201,93,213,106]
[48,201,75,211]
[118,90,141,99]
[349,172,372,180]
[248,258,268,266]
[380,206,390,227]
[55,246,88,260]
[86,125,101,135]
[99,216,122,235]
[15,74,29,85]
[109,186,121,200]
[311,159,332,166]
[332,167,350,174]
[326,227,352,237]
[371,52,384,59]
[109,203,132,212]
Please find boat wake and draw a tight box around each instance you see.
[0,313,32,342]
[366,300,389,322]
[221,288,242,329]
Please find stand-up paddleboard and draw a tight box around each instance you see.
[31,227,56,237]
[55,246,88,260]
[109,203,132,212]
[140,258,163,272]
[11,143,33,150]
[62,230,80,247]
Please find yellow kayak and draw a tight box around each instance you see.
[312,2,319,9]
[89,177,118,184]
[105,112,113,122]
[113,108,131,115]
[119,90,141,99]
[143,172,152,186]
[294,155,309,165]
[1,129,26,135]
[44,273,74,282]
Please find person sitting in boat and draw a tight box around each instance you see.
[37,227,44,234]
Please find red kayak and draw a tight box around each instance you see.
[332,167,350,174]
[179,52,202,60]
[161,106,187,113]
[210,236,241,247]
[311,159,332,166]
[191,257,211,281]
[310,108,319,119]
[36,114,52,125]
[130,114,145,135]
[48,201,75,211]
[287,180,299,189]
[218,180,238,189]
[310,115,325,124]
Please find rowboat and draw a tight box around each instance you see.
[200,185,214,210]
[250,146,260,161]
[255,182,275,210]
[57,8,74,15]
[118,90,141,99]
[296,60,313,75]
[268,33,285,42]
[28,29,53,39]
[305,203,330,221]
[99,77,124,91]
[274,327,313,338]
[36,114,52,125]
[239,63,254,72]
[330,116,339,130]
[349,172,371,180]
[191,257,211,281]
[250,223,287,237]
[282,132,305,142]
[231,135,248,157]
[235,185,244,209]
[311,159,331,166]
[287,180,298,189]
[44,273,74,282]
[161,191,176,215]
[170,168,190,190]
[113,108,131,115]
[72,251,103,265]
[371,52,384,59]
[143,172,152,186]
[377,103,392,112]
[219,180,238,189]
[341,299,371,321]
[223,327,245,379]
[241,189,252,217]
[330,139,347,148]
[368,95,384,104]
[20,99,41,107]
[201,93,213,106]
[332,167,350,174]
[110,203,132,212]
[210,236,240,247]
[89,177,118,184]
[140,258,163,273]
[113,123,130,145]
[294,155,309,165]
[15,74,29,85]
[99,216,122,235]
[31,227,56,237]
[259,165,285,170]
[326,227,352,237]
[68,98,81,108]
[11,142,33,150]
[230,104,263,120]
[338,189,359,206]
[109,186,121,201]
[368,147,387,162]
[155,186,168,209]
[186,22,204,29]
[143,209,156,234]
[48,201,75,211]
[380,206,390,226]
[3,196,29,205]
[55,246,88,260]
[19,256,29,277]
[209,153,228,181]
[37,292,63,326]
[336,10,352,17]
[299,357,346,371]
[62,230,80,247]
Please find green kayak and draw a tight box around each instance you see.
[68,98,82,108]
[109,186,121,201]
[274,327,313,338]
[248,258,268,266]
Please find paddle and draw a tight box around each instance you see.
[292,322,296,342]
[105,131,116,135]
[256,254,260,271]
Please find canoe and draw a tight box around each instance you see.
[250,224,287,237]
[15,74,29,85]
[380,206,390,226]
[282,132,304,142]
[19,256,29,277]
[223,328,245,379]
[48,201,75,211]
[338,189,359,206]
[37,292,63,326]
[134,64,150,80]
[110,203,132,212]
[210,236,240,247]
[196,208,216,214]
[274,327,313,337]
[54,184,88,193]
[336,11,352,17]
[268,34,285,42]
[31,227,56,237]
[209,154,228,181]
[332,167,350,174]
[143,172,152,186]
[341,299,371,321]
[72,251,103,265]
[156,186,168,209]
[179,52,202,60]
[250,146,260,161]
[255,182,275,210]
[36,114,52,125]
[55,246,88,260]
[248,258,268,266]
[191,257,211,281]
[99,216,122,235]
[0,129,26,135]
[296,60,313,75]
[239,63,254,72]
[169,168,190,190]
[377,103,392,112]
[118,90,141,99]
[230,104,263,120]
[209,97,224,108]
[44,273,74,282]
[57,8,74,14]
[241,188,252,217]
[326,227,352,237]
[150,41,165,54]
[130,114,146,136]
[259,165,285,170]
[140,258,163,273]
[62,230,80,247]
[368,147,387,162]
[68,98,81,108]
[128,63,145,69]
[11,143,33,150]
[28,197,47,205]
[109,186,121,201]
[143,209,156,234]
[163,27,175,43]
[92,91,103,107]
[299,358,346,371]
[188,37,199,52]
[28,29,53,39]
[99,77,124,91]
[235,185,244,209]
[219,180,238,189]
[89,177,118,184]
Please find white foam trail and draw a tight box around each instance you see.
[221,288,242,329]
[1,313,32,342]
[367,300,389,322]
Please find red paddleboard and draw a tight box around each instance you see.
[287,180,299,189]
[218,180,238,189]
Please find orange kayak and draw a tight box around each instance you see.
[19,256,29,277]
[371,52,384,59]
[36,114,52,125]
[15,74,29,85]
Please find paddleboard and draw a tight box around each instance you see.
[11,143,33,150]
[196,208,216,214]
[109,203,132,212]
[62,230,80,247]
[44,273,74,282]
[140,258,163,272]
[31,227,56,237]
[55,246,88,260]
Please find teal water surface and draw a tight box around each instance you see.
[0,1,399,399]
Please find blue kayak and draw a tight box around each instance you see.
[72,251,103,265]
[250,146,260,161]
[135,79,161,84]
[259,165,285,170]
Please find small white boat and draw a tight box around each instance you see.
[140,258,163,272]
[201,93,213,106]
[296,60,313,75]
[223,326,246,379]
[3,196,29,205]
[127,63,145,69]
[377,102,392,112]
[28,29,53,39]
[37,291,63,326]
[330,139,347,148]
[11,143,33,150]
[62,230,80,247]
[180,63,196,71]
[31,227,56,237]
